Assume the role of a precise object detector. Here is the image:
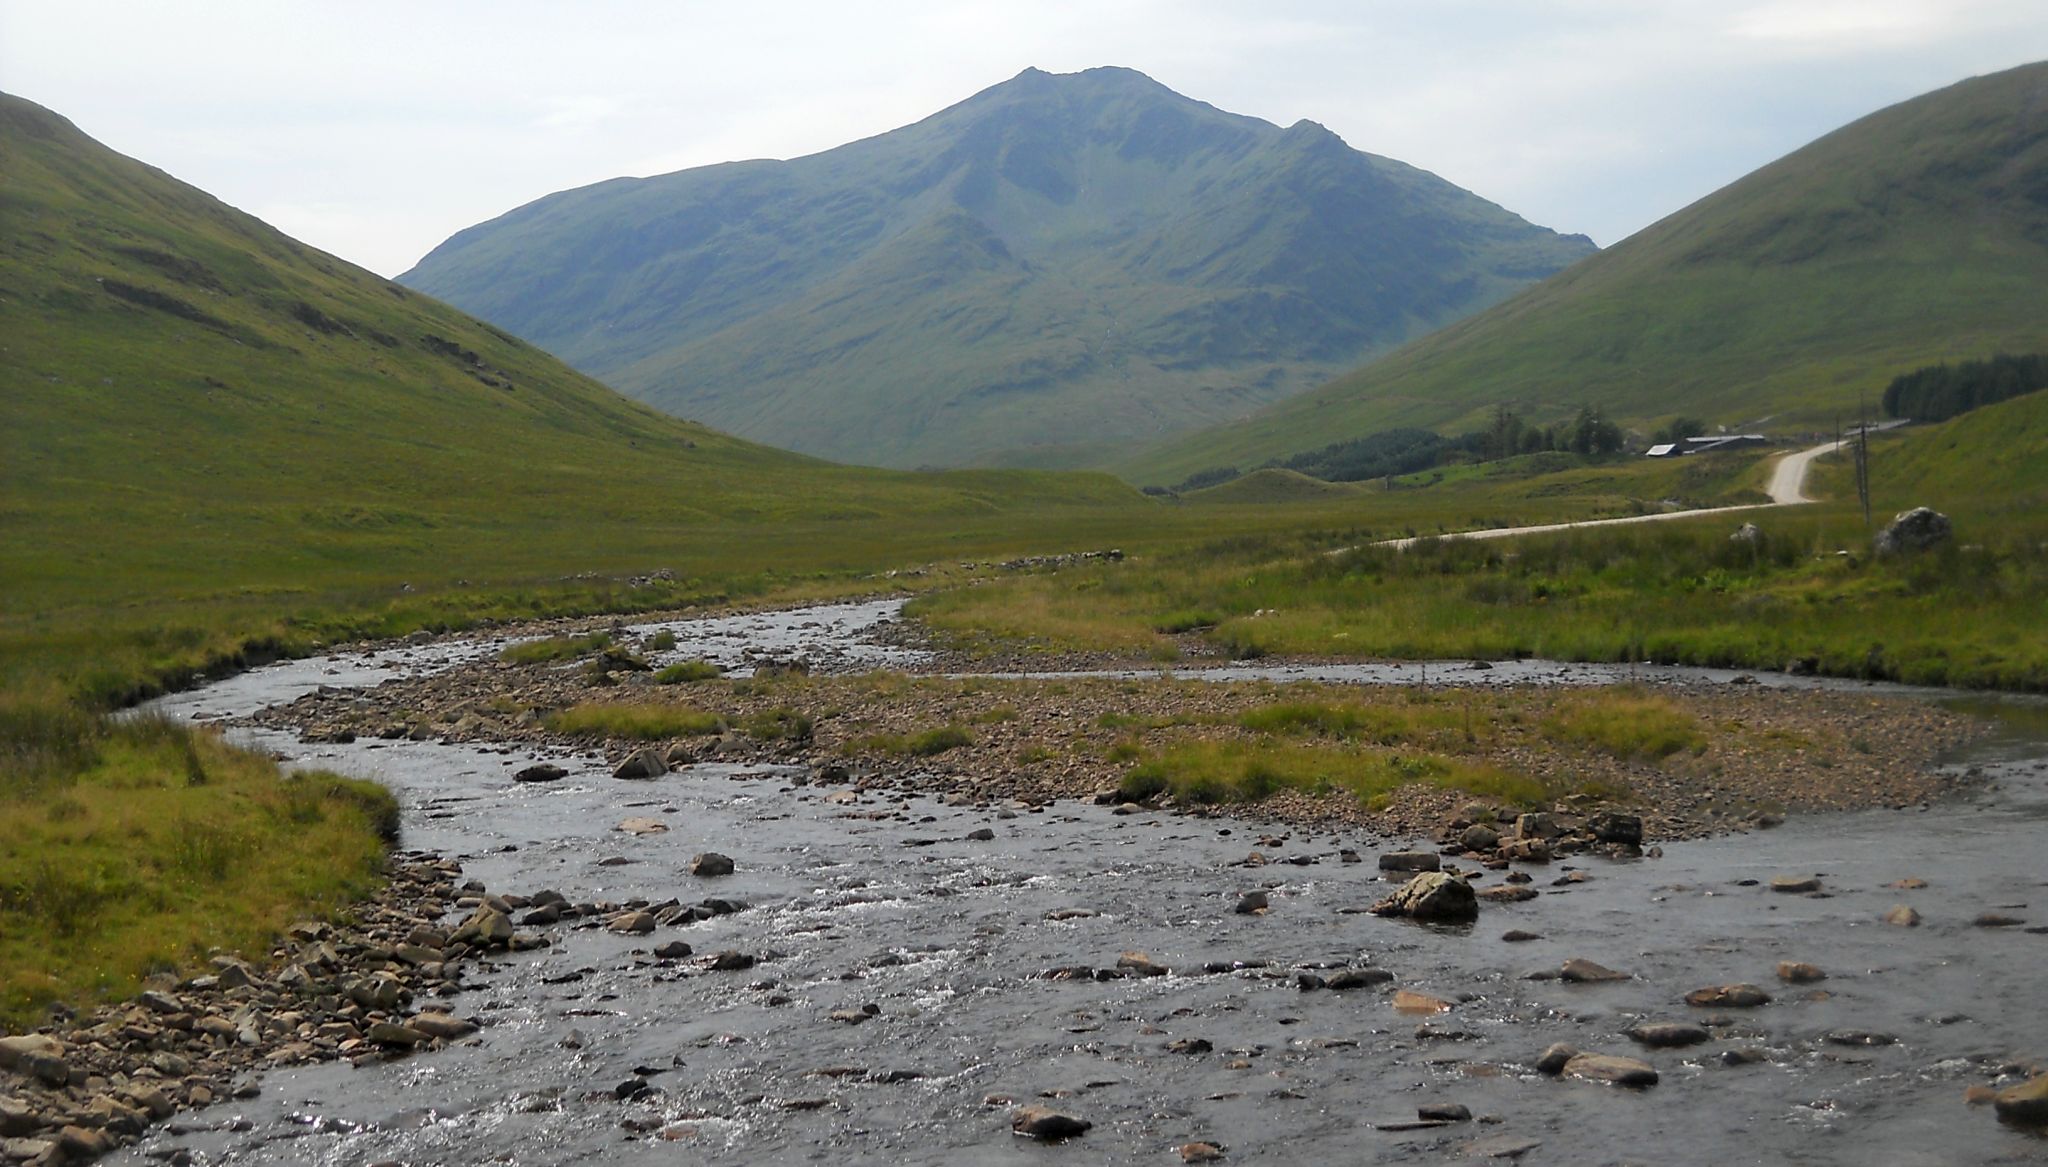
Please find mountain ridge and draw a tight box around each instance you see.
[400,66,1594,468]
[1123,61,2048,484]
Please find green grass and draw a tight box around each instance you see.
[654,659,723,684]
[851,725,975,758]
[1124,61,2048,484]
[738,707,813,742]
[0,709,394,1024]
[542,703,725,739]
[1540,689,1707,760]
[1118,739,1544,808]
[500,631,614,665]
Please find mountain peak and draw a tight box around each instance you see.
[401,72,1595,470]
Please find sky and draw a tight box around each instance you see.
[4,1,2045,277]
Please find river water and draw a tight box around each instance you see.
[119,603,2048,1165]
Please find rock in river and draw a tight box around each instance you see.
[1379,850,1441,873]
[1776,961,1827,984]
[1563,1053,1659,1088]
[1012,1106,1091,1139]
[1627,1022,1710,1048]
[1559,958,1630,984]
[1994,1076,2048,1125]
[1371,872,1478,922]
[514,763,566,783]
[1686,984,1771,1008]
[1882,904,1922,927]
[690,852,736,877]
[613,748,668,780]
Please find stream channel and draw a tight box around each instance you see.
[117,601,2048,1165]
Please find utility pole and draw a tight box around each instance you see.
[1854,394,1872,530]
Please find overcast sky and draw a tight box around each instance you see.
[5,1,2044,277]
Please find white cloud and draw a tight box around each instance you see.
[2,0,2043,273]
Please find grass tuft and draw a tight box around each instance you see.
[543,702,724,739]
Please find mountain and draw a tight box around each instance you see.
[398,66,1593,469]
[1125,61,2048,485]
[0,91,1138,682]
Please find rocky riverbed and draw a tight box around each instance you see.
[7,600,2046,1165]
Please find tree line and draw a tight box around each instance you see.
[1882,353,2047,422]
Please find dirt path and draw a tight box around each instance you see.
[1376,439,1842,550]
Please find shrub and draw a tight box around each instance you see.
[543,703,725,739]
[499,631,612,665]
[654,659,722,684]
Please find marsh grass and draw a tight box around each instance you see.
[1119,740,1544,808]
[500,631,614,665]
[852,725,974,758]
[543,703,724,739]
[739,708,814,742]
[1541,689,1707,760]
[654,659,722,684]
[0,718,394,1024]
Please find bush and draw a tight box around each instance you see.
[500,631,612,665]
[655,659,721,684]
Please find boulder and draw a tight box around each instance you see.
[1234,891,1269,915]
[1559,958,1630,984]
[1379,850,1442,873]
[450,905,514,947]
[1370,872,1478,923]
[1513,812,1563,841]
[1012,1106,1091,1139]
[1627,1021,1710,1048]
[607,911,656,935]
[514,763,567,783]
[1117,952,1169,977]
[1459,824,1501,852]
[1882,904,1922,927]
[613,748,668,780]
[1588,812,1643,846]
[689,852,735,877]
[1874,507,1952,557]
[1562,1053,1659,1088]
[1534,1043,1578,1075]
[1685,984,1771,1008]
[1994,1076,2048,1125]
[0,1035,61,1073]
[1776,962,1826,984]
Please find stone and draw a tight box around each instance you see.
[347,973,410,1011]
[1501,930,1542,943]
[1179,1142,1226,1162]
[1588,811,1643,846]
[1379,850,1441,873]
[613,748,668,780]
[1117,952,1169,978]
[0,1097,39,1138]
[1459,824,1501,852]
[56,1126,112,1159]
[450,905,514,947]
[607,911,656,935]
[1685,984,1771,1008]
[1513,812,1563,841]
[1994,1076,2048,1125]
[1500,838,1552,863]
[0,1035,61,1073]
[1391,990,1454,1015]
[1012,1106,1091,1139]
[617,817,669,835]
[1166,1038,1213,1054]
[1770,875,1822,894]
[689,852,735,877]
[1324,968,1395,991]
[705,951,756,971]
[407,1013,477,1040]
[514,763,567,783]
[1234,891,1269,915]
[1479,885,1538,903]
[1974,913,2025,928]
[653,940,693,959]
[1465,1135,1544,1159]
[1562,1053,1659,1088]
[1874,507,1952,557]
[1776,962,1826,984]
[365,1022,429,1047]
[1627,1022,1710,1048]
[1417,1102,1471,1123]
[1534,1043,1578,1075]
[964,828,996,842]
[1883,904,1922,927]
[1559,958,1630,984]
[1370,872,1478,923]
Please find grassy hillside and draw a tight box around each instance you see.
[1126,61,2048,486]
[0,91,1147,703]
[400,66,1591,470]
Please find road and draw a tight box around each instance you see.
[1374,439,1843,550]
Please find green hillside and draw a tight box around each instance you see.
[0,92,1141,700]
[1127,61,2048,486]
[399,66,1592,470]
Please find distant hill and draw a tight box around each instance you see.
[399,66,1593,469]
[0,91,1138,660]
[1126,61,2048,486]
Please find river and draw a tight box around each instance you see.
[115,602,2048,1165]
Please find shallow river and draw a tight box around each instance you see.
[120,603,2048,1165]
